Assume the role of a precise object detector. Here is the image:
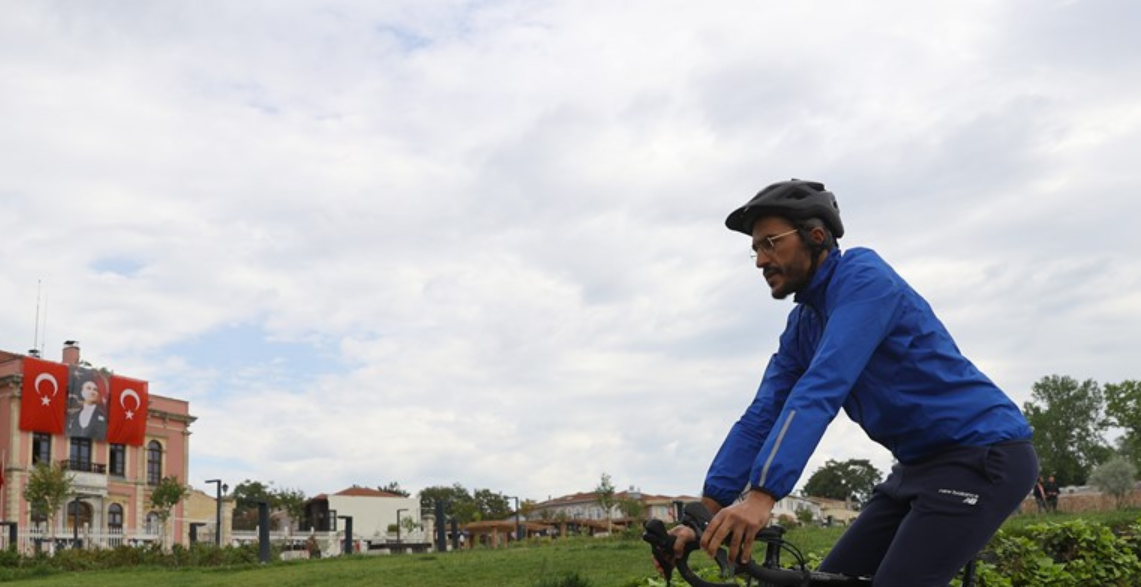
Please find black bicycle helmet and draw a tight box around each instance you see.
[725,179,844,238]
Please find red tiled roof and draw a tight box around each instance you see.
[334,486,406,498]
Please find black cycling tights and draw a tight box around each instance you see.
[819,441,1038,587]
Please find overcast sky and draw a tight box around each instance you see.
[2,0,1139,504]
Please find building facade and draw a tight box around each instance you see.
[304,486,422,542]
[0,343,195,548]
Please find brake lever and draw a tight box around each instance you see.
[642,519,678,585]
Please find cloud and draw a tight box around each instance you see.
[1,0,1139,503]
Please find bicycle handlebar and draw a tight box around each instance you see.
[642,503,869,587]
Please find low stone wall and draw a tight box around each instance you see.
[1018,488,1141,515]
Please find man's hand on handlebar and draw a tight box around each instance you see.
[651,523,697,578]
[701,490,775,564]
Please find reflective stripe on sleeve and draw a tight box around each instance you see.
[757,410,796,489]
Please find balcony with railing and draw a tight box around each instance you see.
[60,459,106,475]
[58,459,109,495]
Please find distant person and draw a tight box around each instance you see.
[656,179,1039,587]
[1043,475,1060,512]
[1033,477,1047,513]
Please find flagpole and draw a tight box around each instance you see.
[32,281,41,352]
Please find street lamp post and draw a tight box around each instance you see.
[70,493,96,549]
[71,495,82,549]
[396,508,408,543]
[205,479,227,547]
[507,495,521,543]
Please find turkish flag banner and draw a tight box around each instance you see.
[108,376,148,446]
[19,357,69,434]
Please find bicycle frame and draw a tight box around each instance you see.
[644,515,977,587]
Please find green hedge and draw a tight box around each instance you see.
[0,542,271,581]
[971,518,1141,587]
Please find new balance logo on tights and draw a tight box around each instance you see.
[938,488,979,505]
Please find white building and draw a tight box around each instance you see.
[303,486,424,543]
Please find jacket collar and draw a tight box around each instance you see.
[794,247,842,309]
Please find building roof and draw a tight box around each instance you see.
[333,486,408,498]
[534,490,684,507]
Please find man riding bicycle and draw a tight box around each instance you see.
[661,180,1038,587]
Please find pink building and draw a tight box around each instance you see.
[0,342,195,547]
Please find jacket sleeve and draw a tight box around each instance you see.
[746,262,905,499]
[702,312,804,507]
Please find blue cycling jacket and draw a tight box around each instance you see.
[703,247,1033,506]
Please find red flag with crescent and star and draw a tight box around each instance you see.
[19,357,69,434]
[108,375,148,446]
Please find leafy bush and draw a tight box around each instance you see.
[0,540,271,580]
[976,518,1141,586]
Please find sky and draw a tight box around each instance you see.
[1,0,1140,505]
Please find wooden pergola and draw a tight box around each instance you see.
[462,520,555,548]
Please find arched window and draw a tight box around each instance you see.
[146,440,162,485]
[67,501,93,531]
[108,503,124,529]
[145,512,161,535]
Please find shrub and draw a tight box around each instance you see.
[978,518,1141,586]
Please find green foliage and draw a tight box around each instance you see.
[420,483,476,522]
[377,481,411,497]
[22,462,74,536]
[618,497,645,521]
[419,483,510,524]
[1106,380,1141,469]
[149,476,189,521]
[0,542,267,581]
[228,479,308,531]
[1089,455,1138,508]
[1023,375,1112,486]
[982,518,1141,586]
[595,473,617,530]
[149,475,189,549]
[802,458,882,504]
[473,488,513,520]
[231,479,275,530]
[273,486,308,529]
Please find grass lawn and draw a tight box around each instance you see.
[5,510,1141,586]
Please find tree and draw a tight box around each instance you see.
[618,496,645,521]
[1089,455,1137,509]
[595,473,616,534]
[230,479,275,530]
[23,462,74,540]
[150,475,190,549]
[472,488,511,520]
[273,486,308,531]
[1104,380,1141,469]
[420,483,478,524]
[399,513,421,536]
[802,459,882,505]
[795,506,815,526]
[378,481,411,497]
[1024,375,1111,486]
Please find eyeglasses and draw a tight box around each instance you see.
[750,229,799,259]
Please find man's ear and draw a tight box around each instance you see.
[810,226,827,246]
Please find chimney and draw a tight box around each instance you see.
[62,341,80,365]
